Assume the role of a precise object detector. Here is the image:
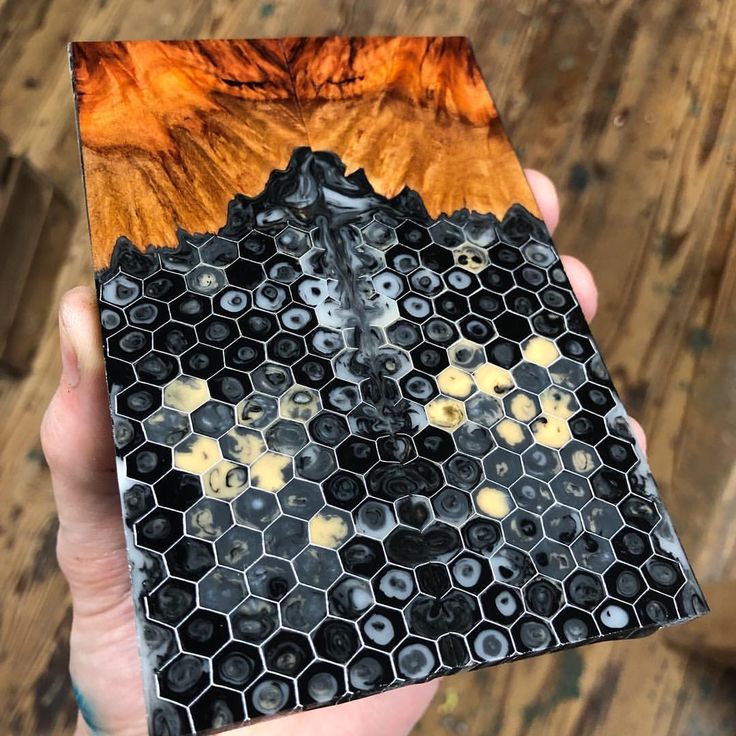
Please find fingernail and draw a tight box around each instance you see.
[59,311,81,388]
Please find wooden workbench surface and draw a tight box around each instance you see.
[0,1,734,735]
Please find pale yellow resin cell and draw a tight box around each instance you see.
[540,386,577,419]
[523,336,559,367]
[495,418,527,447]
[508,393,538,422]
[174,434,221,473]
[280,385,321,422]
[426,397,466,429]
[250,452,292,491]
[475,486,512,519]
[310,513,349,549]
[474,363,514,397]
[203,460,249,499]
[437,367,475,399]
[531,415,571,449]
[221,426,265,464]
[164,376,210,412]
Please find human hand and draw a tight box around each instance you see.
[41,171,646,736]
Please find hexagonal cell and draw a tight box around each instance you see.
[262,630,314,677]
[134,350,178,385]
[361,606,408,651]
[433,487,473,525]
[502,508,543,550]
[636,590,679,626]
[117,384,162,421]
[264,516,309,559]
[308,506,354,550]
[543,504,583,543]
[595,599,637,634]
[591,467,629,503]
[170,293,210,325]
[163,375,209,413]
[196,315,239,349]
[510,476,554,514]
[619,494,661,532]
[503,389,541,423]
[484,448,523,486]
[328,575,374,620]
[597,436,639,471]
[232,488,280,531]
[191,400,235,438]
[264,419,308,456]
[524,576,563,618]
[511,615,556,653]
[459,314,495,344]
[174,434,221,474]
[230,596,279,644]
[462,517,502,558]
[185,497,233,541]
[143,407,190,446]
[250,452,293,492]
[213,286,250,318]
[293,355,334,389]
[522,444,563,481]
[126,442,172,483]
[642,555,686,595]
[279,385,321,422]
[470,291,504,321]
[312,617,360,664]
[572,532,615,573]
[198,566,247,613]
[147,579,196,625]
[134,507,182,552]
[320,470,365,511]
[250,363,293,398]
[180,344,224,379]
[293,545,342,589]
[215,525,263,571]
[480,265,515,293]
[465,393,503,428]
[267,332,307,366]
[480,583,523,625]
[185,264,226,296]
[424,316,460,346]
[279,586,327,633]
[490,546,536,587]
[307,412,350,448]
[157,653,209,705]
[336,437,379,474]
[339,536,386,578]
[178,608,229,656]
[246,556,296,601]
[493,418,533,452]
[166,537,215,581]
[415,562,451,597]
[485,338,521,369]
[604,561,645,602]
[295,443,336,483]
[576,382,616,415]
[513,264,548,292]
[202,460,248,500]
[373,566,417,607]
[153,469,203,511]
[254,280,290,312]
[530,538,575,581]
[581,499,623,537]
[410,342,449,376]
[212,640,263,689]
[454,422,493,458]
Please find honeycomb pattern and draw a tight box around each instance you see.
[99,148,705,736]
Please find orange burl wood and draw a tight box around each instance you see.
[70,36,540,270]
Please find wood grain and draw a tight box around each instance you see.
[1,1,735,735]
[70,35,539,269]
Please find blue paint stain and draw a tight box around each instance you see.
[72,681,100,735]
[260,2,275,17]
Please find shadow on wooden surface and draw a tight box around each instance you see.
[0,1,734,735]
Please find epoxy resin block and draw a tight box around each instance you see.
[70,37,706,736]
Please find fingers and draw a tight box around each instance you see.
[561,255,598,323]
[41,286,120,543]
[629,417,647,454]
[525,168,559,234]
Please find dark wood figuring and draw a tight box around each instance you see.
[0,2,734,735]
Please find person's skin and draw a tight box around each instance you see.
[41,171,647,736]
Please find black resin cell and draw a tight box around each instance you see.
[95,148,705,736]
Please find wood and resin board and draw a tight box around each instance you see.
[69,36,706,736]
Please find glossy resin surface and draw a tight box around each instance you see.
[96,147,705,735]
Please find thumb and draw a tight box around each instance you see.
[41,286,128,608]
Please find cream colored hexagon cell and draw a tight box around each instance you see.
[475,485,513,519]
[426,397,466,429]
[203,460,249,499]
[164,376,210,413]
[474,363,515,397]
[531,415,571,449]
[250,451,292,492]
[309,512,350,549]
[494,418,527,448]
[174,434,222,473]
[522,336,559,367]
[508,393,538,422]
[437,366,475,399]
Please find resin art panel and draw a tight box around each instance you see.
[70,36,706,736]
